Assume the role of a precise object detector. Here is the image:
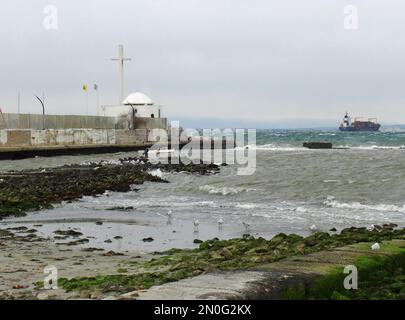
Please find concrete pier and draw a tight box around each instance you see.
[0,129,236,160]
[0,128,153,160]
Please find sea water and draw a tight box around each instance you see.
[1,129,405,251]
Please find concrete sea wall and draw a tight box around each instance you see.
[0,113,167,130]
[0,129,160,147]
[0,128,167,160]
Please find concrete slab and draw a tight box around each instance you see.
[131,239,405,300]
[136,271,267,300]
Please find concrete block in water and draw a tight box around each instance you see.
[303,142,332,149]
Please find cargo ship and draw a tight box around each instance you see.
[339,112,381,132]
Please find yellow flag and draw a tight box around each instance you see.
[82,84,87,92]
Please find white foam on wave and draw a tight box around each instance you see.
[337,145,405,150]
[148,168,163,178]
[235,203,258,209]
[318,133,336,136]
[323,179,341,183]
[324,196,405,213]
[199,185,249,196]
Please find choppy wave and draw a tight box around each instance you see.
[324,196,405,213]
[199,185,250,196]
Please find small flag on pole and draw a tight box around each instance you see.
[82,84,87,92]
[94,84,98,91]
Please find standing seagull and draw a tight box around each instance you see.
[166,210,173,225]
[193,219,200,233]
[367,224,375,232]
[218,218,224,231]
[309,224,318,233]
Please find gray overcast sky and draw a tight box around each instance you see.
[1,0,405,127]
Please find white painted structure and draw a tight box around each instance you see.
[101,92,162,119]
[103,45,165,129]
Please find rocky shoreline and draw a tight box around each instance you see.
[0,156,220,219]
[1,158,404,300]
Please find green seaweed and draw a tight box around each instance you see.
[58,226,405,296]
[280,244,405,300]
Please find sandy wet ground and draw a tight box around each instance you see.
[0,225,157,299]
[0,202,258,300]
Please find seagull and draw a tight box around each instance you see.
[367,224,375,232]
[309,224,318,233]
[193,219,200,233]
[166,210,173,225]
[371,243,380,251]
[218,218,224,230]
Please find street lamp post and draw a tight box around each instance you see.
[35,95,45,129]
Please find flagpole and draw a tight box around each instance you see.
[17,92,21,114]
[94,84,99,116]
[83,84,88,116]
[86,90,89,116]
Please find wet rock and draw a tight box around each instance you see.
[106,206,134,212]
[7,226,28,231]
[142,237,154,242]
[64,238,90,246]
[0,157,220,219]
[193,239,203,244]
[104,239,112,243]
[54,230,83,237]
[54,236,69,240]
[103,251,124,256]
[82,247,104,252]
[24,229,38,233]
[0,229,14,238]
[382,223,398,230]
[114,236,123,240]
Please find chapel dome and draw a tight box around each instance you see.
[122,92,153,105]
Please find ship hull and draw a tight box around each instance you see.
[339,126,380,132]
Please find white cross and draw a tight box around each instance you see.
[111,44,131,104]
